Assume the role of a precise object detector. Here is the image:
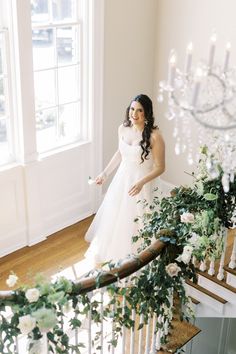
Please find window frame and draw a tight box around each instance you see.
[0,0,104,167]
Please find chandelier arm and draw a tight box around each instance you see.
[222,106,236,123]
[191,111,236,130]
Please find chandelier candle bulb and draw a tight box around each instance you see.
[191,68,203,107]
[168,51,177,87]
[223,42,231,72]
[185,42,193,75]
[208,33,217,69]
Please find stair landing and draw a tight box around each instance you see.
[158,317,200,353]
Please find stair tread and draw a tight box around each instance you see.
[197,270,236,293]
[224,265,236,276]
[189,296,200,305]
[158,318,201,353]
[186,279,227,304]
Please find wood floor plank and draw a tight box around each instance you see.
[0,216,93,289]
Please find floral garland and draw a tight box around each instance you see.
[0,147,235,353]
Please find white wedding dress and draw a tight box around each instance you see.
[85,137,156,263]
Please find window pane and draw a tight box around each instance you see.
[0,32,5,75]
[56,26,78,66]
[0,119,10,164]
[0,118,7,142]
[36,107,57,151]
[52,0,77,22]
[31,0,49,23]
[0,29,13,166]
[59,102,79,139]
[34,70,56,109]
[0,48,2,75]
[58,66,79,104]
[32,28,55,70]
[0,79,6,117]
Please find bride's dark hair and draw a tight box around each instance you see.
[123,94,157,163]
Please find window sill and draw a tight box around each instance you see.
[38,139,92,161]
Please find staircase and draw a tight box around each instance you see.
[0,239,201,354]
[0,218,235,352]
[185,229,236,317]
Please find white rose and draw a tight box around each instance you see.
[6,274,18,287]
[181,252,192,264]
[183,245,193,254]
[180,212,195,223]
[188,233,199,247]
[165,263,181,277]
[177,245,193,264]
[25,288,40,303]
[18,315,36,335]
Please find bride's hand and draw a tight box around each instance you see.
[95,172,107,185]
[128,181,144,196]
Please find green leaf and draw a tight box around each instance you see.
[203,193,218,201]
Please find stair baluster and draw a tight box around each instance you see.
[100,287,105,354]
[144,316,151,354]
[74,305,79,347]
[15,337,19,354]
[217,228,228,280]
[111,303,116,354]
[156,315,163,351]
[137,313,144,354]
[199,260,207,272]
[150,314,157,354]
[229,235,236,269]
[130,308,136,354]
[208,259,215,276]
[88,291,93,354]
[121,295,127,354]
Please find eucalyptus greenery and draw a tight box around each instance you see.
[0,147,235,353]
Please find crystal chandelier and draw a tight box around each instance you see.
[158,33,236,192]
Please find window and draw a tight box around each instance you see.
[0,0,93,166]
[31,0,82,153]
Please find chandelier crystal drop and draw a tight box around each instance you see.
[158,35,236,192]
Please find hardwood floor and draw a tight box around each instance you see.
[0,216,94,290]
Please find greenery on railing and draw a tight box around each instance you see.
[0,147,235,353]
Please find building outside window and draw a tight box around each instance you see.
[31,0,83,153]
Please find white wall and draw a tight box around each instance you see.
[103,0,157,170]
[185,318,236,354]
[154,0,236,186]
[0,144,95,257]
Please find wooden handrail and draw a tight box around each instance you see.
[0,239,165,300]
[72,239,165,294]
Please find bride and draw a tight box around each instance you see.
[85,94,165,264]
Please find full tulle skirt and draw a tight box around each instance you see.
[85,139,157,263]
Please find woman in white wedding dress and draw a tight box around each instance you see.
[85,94,165,264]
